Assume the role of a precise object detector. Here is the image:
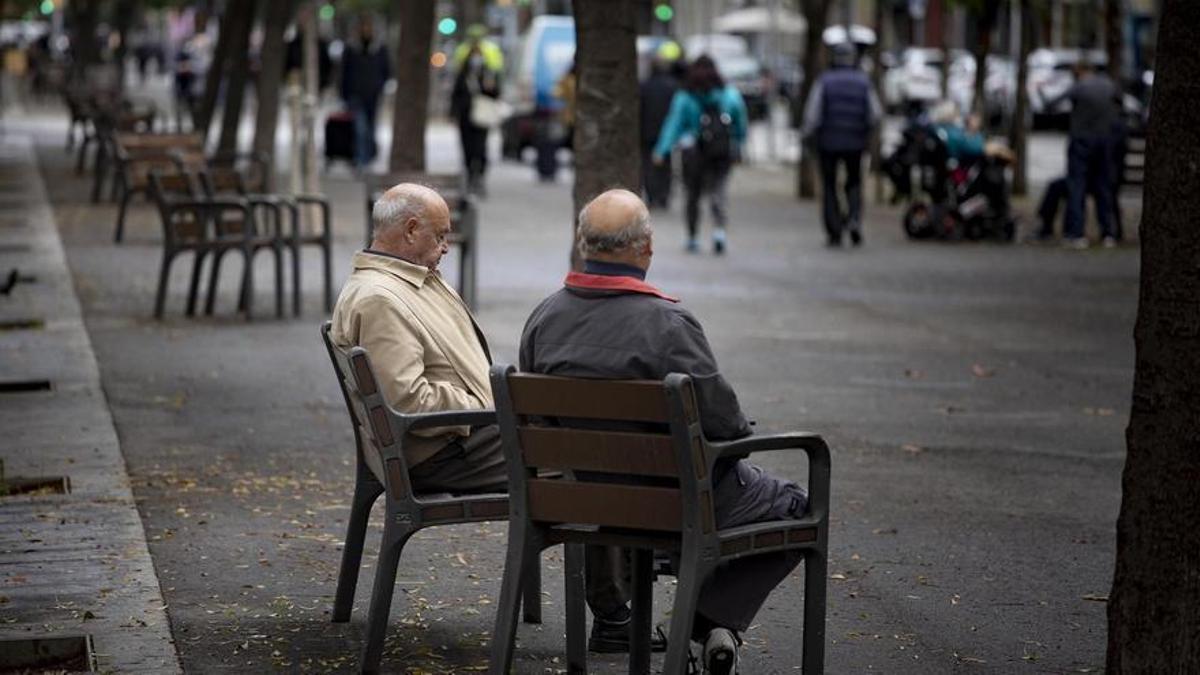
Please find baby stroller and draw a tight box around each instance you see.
[885,120,1016,241]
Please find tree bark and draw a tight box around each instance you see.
[869,0,886,203]
[1104,0,1124,85]
[197,5,238,140]
[1107,1,1200,671]
[217,0,261,155]
[570,0,640,271]
[971,0,1000,119]
[68,0,101,84]
[253,0,297,167]
[1008,0,1033,196]
[390,0,436,172]
[796,0,831,199]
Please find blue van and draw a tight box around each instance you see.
[501,16,576,160]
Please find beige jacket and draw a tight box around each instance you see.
[330,251,493,467]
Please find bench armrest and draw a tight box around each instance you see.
[402,409,496,433]
[707,432,831,518]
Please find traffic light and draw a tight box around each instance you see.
[437,17,458,36]
[654,3,673,22]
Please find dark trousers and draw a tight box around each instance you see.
[407,425,507,494]
[1064,135,1114,239]
[459,119,490,186]
[681,149,731,239]
[819,150,864,242]
[1037,176,1069,236]
[350,99,379,168]
[641,146,673,209]
[586,459,807,632]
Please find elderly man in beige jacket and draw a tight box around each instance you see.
[330,183,504,493]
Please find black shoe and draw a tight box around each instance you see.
[588,617,669,654]
[826,236,842,248]
[849,229,862,246]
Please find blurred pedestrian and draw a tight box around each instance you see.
[173,11,212,132]
[640,49,680,210]
[1039,61,1120,249]
[451,44,502,195]
[340,17,390,169]
[653,55,748,254]
[802,42,883,247]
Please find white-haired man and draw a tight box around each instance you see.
[330,183,505,492]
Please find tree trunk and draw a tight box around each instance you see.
[869,0,886,203]
[1107,1,1200,671]
[113,0,137,90]
[570,0,640,270]
[68,0,101,84]
[390,0,436,172]
[253,0,297,168]
[971,0,1000,119]
[217,0,261,155]
[1104,0,1123,86]
[1009,0,1033,196]
[796,0,831,199]
[197,5,238,140]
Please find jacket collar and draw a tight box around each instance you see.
[563,271,679,303]
[354,250,431,289]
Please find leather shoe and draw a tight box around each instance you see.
[588,617,668,654]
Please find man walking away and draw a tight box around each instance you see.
[802,41,883,247]
[340,17,390,170]
[640,51,680,210]
[1040,61,1121,249]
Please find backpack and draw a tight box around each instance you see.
[696,95,734,163]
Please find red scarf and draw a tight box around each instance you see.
[563,271,679,303]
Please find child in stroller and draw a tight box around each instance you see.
[885,105,1016,241]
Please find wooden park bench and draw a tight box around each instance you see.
[364,172,478,309]
[320,323,541,673]
[112,132,205,243]
[487,365,832,675]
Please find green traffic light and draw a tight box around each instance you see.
[318,4,334,20]
[40,0,54,15]
[438,17,458,36]
[654,3,673,22]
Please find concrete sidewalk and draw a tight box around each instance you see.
[0,135,179,672]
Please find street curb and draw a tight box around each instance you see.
[0,135,181,673]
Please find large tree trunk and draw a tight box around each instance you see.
[570,0,640,271]
[1104,0,1124,85]
[971,0,1000,119]
[197,6,238,140]
[1008,0,1033,196]
[68,0,101,85]
[253,0,297,168]
[869,0,886,203]
[390,0,436,172]
[796,0,831,199]
[217,0,261,155]
[1106,1,1200,671]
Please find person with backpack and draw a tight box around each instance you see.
[802,42,883,247]
[653,55,748,254]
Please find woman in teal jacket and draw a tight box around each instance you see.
[653,55,748,254]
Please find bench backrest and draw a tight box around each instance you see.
[363,172,474,246]
[147,171,205,243]
[320,322,414,501]
[491,366,716,535]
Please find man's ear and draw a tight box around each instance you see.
[404,217,421,242]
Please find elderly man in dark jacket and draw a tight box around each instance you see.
[802,42,883,247]
[519,189,808,673]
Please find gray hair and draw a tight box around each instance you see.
[371,190,427,238]
[576,200,652,258]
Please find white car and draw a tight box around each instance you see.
[882,48,962,110]
[1025,48,1140,128]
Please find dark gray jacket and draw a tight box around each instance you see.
[518,276,751,443]
[1045,72,1120,139]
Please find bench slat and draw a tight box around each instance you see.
[507,374,668,422]
[519,427,678,477]
[527,479,681,531]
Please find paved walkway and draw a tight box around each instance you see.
[0,135,179,672]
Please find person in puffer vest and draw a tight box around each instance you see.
[802,42,883,247]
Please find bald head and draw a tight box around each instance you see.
[577,189,653,268]
[371,183,452,271]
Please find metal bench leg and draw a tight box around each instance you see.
[273,243,284,319]
[488,523,541,675]
[360,518,415,674]
[522,548,542,624]
[564,542,587,675]
[153,252,174,319]
[322,236,333,313]
[114,188,134,243]
[802,548,828,674]
[185,250,207,317]
[204,249,227,316]
[630,548,653,675]
[240,246,255,321]
[333,467,383,623]
[663,557,707,675]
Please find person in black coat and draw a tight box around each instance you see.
[340,18,390,168]
[450,46,501,195]
[640,57,679,210]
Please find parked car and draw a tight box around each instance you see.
[1025,48,1142,129]
[947,54,1017,127]
[883,48,961,110]
[501,15,575,160]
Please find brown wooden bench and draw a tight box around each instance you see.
[487,365,831,675]
[112,132,205,243]
[319,323,541,673]
[364,172,478,309]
